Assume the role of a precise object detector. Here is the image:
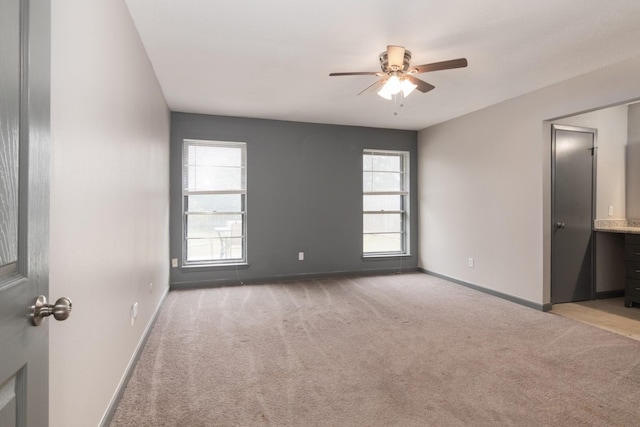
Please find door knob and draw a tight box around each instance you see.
[555,222,566,229]
[30,295,72,326]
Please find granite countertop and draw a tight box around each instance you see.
[593,219,640,234]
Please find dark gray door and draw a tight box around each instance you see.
[551,125,595,304]
[0,0,51,425]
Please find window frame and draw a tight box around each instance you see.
[182,139,247,267]
[362,149,410,257]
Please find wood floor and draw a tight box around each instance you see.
[552,297,640,341]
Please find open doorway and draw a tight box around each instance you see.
[550,101,640,337]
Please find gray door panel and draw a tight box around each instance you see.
[0,0,20,277]
[0,0,51,425]
[552,126,595,304]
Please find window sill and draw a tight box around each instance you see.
[179,262,250,272]
[362,253,412,260]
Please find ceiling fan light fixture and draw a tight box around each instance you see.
[330,45,468,101]
[385,75,402,94]
[401,78,417,97]
[377,85,393,100]
[378,76,417,100]
[377,75,403,99]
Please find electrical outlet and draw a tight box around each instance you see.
[468,257,474,268]
[149,282,153,293]
[298,252,304,261]
[171,258,178,268]
[130,302,138,326]
[608,205,614,216]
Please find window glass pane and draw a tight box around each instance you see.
[186,166,243,191]
[363,234,402,253]
[187,238,218,261]
[363,171,373,192]
[363,195,401,211]
[363,213,402,233]
[187,194,242,213]
[224,237,244,259]
[363,154,373,171]
[363,172,402,192]
[188,145,196,165]
[362,172,403,191]
[187,237,244,262]
[187,165,196,189]
[188,145,242,167]
[371,154,401,171]
[186,214,243,238]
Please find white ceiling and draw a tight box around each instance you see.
[125,0,640,131]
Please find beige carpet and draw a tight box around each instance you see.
[110,273,640,426]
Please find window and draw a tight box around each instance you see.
[363,149,409,256]
[183,140,246,265]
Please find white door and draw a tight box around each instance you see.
[0,0,54,425]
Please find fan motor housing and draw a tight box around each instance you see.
[379,50,412,73]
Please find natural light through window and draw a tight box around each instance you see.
[183,140,247,265]
[363,149,409,256]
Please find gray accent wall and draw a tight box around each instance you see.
[171,113,418,287]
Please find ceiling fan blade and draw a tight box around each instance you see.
[387,45,405,68]
[329,71,382,77]
[406,75,435,93]
[358,78,386,96]
[409,58,468,74]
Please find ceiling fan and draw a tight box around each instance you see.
[329,45,467,100]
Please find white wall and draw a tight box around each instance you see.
[50,1,170,426]
[418,55,640,306]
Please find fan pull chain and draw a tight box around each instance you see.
[392,92,405,116]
